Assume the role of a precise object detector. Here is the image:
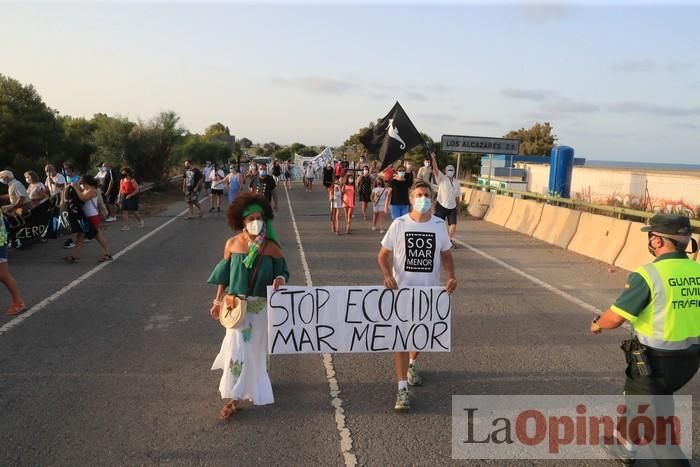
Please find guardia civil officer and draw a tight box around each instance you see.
[591,214,700,467]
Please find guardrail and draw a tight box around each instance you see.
[458,180,700,230]
[140,174,183,193]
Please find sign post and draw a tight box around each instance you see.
[441,135,520,190]
[440,135,520,155]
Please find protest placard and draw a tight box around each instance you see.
[267,285,451,354]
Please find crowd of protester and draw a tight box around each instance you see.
[317,152,460,245]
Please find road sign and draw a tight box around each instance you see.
[441,134,520,155]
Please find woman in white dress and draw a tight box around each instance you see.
[208,192,289,421]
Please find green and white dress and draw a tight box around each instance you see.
[208,253,289,405]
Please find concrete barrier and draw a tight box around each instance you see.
[467,190,492,218]
[567,213,631,264]
[532,205,582,249]
[461,187,473,204]
[614,222,654,272]
[504,199,544,236]
[483,195,515,226]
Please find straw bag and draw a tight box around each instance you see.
[219,242,265,329]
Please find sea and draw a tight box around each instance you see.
[586,160,700,172]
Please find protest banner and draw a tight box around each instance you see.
[267,285,451,354]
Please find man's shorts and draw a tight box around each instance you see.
[434,202,458,225]
[186,191,200,203]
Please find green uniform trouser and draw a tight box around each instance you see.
[624,348,699,467]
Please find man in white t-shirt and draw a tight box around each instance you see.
[377,180,457,411]
[202,161,213,193]
[431,152,462,247]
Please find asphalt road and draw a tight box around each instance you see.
[1,183,698,466]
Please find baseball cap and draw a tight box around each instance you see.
[640,214,692,236]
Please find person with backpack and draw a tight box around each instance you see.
[183,160,204,219]
[62,175,113,263]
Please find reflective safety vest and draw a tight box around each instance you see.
[633,259,700,350]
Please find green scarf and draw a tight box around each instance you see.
[242,203,279,268]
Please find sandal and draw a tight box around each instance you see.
[98,254,113,262]
[4,301,26,317]
[219,401,238,421]
[62,255,78,263]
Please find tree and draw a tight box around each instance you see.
[343,122,375,149]
[128,111,186,180]
[204,122,230,137]
[90,113,135,169]
[504,122,557,156]
[262,142,280,157]
[175,135,230,166]
[273,147,293,161]
[60,116,96,172]
[238,137,253,149]
[0,73,64,174]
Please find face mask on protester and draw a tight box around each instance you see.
[0,179,8,185]
[246,219,264,236]
[424,161,430,167]
[347,178,354,184]
[25,178,32,184]
[413,196,432,214]
[260,170,268,177]
[363,169,369,175]
[397,170,405,178]
[446,169,455,177]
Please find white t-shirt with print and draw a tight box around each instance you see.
[380,214,451,287]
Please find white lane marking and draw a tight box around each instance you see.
[0,204,197,337]
[283,185,357,467]
[454,238,602,312]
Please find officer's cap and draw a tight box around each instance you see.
[640,214,692,236]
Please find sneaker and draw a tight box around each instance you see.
[120,225,130,231]
[105,216,117,223]
[394,388,410,411]
[84,238,92,243]
[450,240,456,249]
[601,439,634,466]
[63,239,75,249]
[408,362,423,386]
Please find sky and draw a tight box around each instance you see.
[1,1,699,164]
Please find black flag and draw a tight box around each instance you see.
[360,102,425,170]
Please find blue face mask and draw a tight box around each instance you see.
[413,196,431,214]
[260,170,268,177]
